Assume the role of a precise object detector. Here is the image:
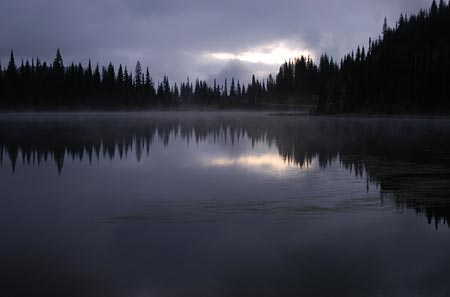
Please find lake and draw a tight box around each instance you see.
[1,112,450,297]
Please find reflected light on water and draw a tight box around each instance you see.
[203,153,314,175]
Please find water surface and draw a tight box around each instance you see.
[1,112,450,297]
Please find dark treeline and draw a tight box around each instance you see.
[0,48,279,109]
[0,47,326,110]
[316,0,450,113]
[1,114,450,227]
[273,0,450,113]
[0,44,322,109]
[0,1,449,111]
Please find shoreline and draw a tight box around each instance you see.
[1,109,450,120]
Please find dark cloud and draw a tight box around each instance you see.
[0,0,432,83]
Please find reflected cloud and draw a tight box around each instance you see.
[202,153,314,175]
[1,113,450,227]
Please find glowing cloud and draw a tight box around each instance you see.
[204,41,314,65]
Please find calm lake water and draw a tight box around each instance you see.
[1,112,450,297]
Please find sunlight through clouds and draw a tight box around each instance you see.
[204,41,315,65]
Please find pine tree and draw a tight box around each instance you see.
[383,17,389,37]
[224,78,228,98]
[124,66,129,89]
[6,50,17,77]
[144,67,155,97]
[0,61,3,106]
[230,78,236,99]
[117,64,124,87]
[135,61,142,89]
[93,64,101,89]
[53,48,64,75]
[173,83,179,101]
[431,0,438,15]
[237,80,241,98]
[5,50,19,106]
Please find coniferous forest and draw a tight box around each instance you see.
[0,0,449,112]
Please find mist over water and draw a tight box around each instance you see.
[1,112,450,297]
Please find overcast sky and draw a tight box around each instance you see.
[0,0,431,84]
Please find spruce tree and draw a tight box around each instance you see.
[230,78,236,99]
[5,50,18,106]
[52,49,64,75]
[135,61,142,89]
[117,64,124,87]
[0,61,3,106]
[6,50,17,77]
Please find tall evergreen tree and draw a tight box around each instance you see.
[52,48,64,75]
[135,61,143,89]
[117,64,124,87]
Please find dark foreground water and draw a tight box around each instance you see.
[1,112,450,297]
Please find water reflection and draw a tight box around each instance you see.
[2,112,450,297]
[202,153,309,174]
[1,112,449,228]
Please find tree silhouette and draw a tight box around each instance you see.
[0,1,448,111]
[53,49,64,75]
